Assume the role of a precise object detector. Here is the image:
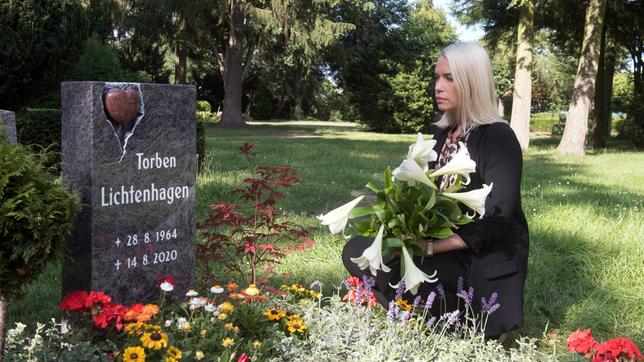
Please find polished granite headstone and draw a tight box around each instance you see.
[61,82,196,304]
[0,110,17,144]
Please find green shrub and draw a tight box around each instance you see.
[197,100,212,113]
[384,68,434,133]
[530,112,560,133]
[616,114,644,148]
[65,37,125,82]
[16,108,62,153]
[0,141,80,354]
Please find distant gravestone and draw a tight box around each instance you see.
[61,82,196,304]
[0,110,17,144]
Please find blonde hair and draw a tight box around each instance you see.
[435,42,505,130]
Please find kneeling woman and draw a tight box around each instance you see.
[342,42,529,338]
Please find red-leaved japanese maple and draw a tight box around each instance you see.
[197,142,315,286]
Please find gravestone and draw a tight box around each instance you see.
[0,110,17,144]
[61,81,196,304]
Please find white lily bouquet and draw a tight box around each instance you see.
[318,133,493,295]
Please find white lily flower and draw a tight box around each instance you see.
[317,195,365,234]
[442,183,493,218]
[390,246,438,295]
[350,224,392,276]
[393,157,436,189]
[430,142,476,185]
[407,133,437,171]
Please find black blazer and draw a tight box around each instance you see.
[429,122,529,336]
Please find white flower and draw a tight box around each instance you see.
[189,297,207,309]
[317,195,365,234]
[160,281,174,292]
[407,133,437,171]
[390,246,438,295]
[210,285,224,294]
[185,289,198,297]
[430,142,476,185]
[442,183,493,218]
[350,224,392,276]
[164,320,172,327]
[177,317,187,326]
[393,157,436,189]
[205,303,217,313]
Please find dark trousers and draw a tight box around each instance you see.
[342,236,468,315]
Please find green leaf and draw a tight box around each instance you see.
[350,207,375,218]
[365,182,380,193]
[383,237,404,248]
[426,227,453,239]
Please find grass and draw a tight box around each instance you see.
[8,120,644,349]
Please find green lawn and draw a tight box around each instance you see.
[8,120,643,348]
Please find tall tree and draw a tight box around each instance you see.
[509,0,535,150]
[217,0,357,126]
[557,0,607,156]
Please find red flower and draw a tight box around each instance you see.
[84,291,112,308]
[93,303,127,330]
[567,328,597,355]
[237,352,250,362]
[60,290,89,312]
[595,338,643,361]
[345,276,363,287]
[157,276,175,286]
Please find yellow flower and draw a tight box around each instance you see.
[252,340,262,348]
[180,321,191,332]
[140,331,169,350]
[164,346,182,362]
[219,301,235,314]
[287,318,307,334]
[263,308,286,321]
[123,346,146,362]
[287,314,301,322]
[195,351,205,360]
[222,337,235,348]
[395,298,412,312]
[200,329,207,337]
[233,326,240,334]
[308,290,322,299]
[124,322,144,336]
[217,312,228,320]
[291,283,305,293]
[224,322,234,331]
[244,284,260,296]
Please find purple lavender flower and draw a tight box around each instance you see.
[353,285,362,304]
[487,303,500,315]
[456,276,464,294]
[400,310,411,323]
[436,284,445,300]
[309,280,322,289]
[481,292,499,314]
[424,291,436,310]
[426,316,437,328]
[441,310,460,328]
[467,287,474,304]
[395,280,406,300]
[362,275,375,299]
[412,296,422,309]
[387,300,399,321]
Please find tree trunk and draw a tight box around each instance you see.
[175,44,188,85]
[593,34,616,147]
[509,0,535,150]
[557,0,607,156]
[592,24,607,148]
[220,0,246,127]
[602,40,616,139]
[0,294,8,359]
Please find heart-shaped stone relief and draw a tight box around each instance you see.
[104,88,140,126]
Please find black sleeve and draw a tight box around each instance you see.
[455,125,523,254]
